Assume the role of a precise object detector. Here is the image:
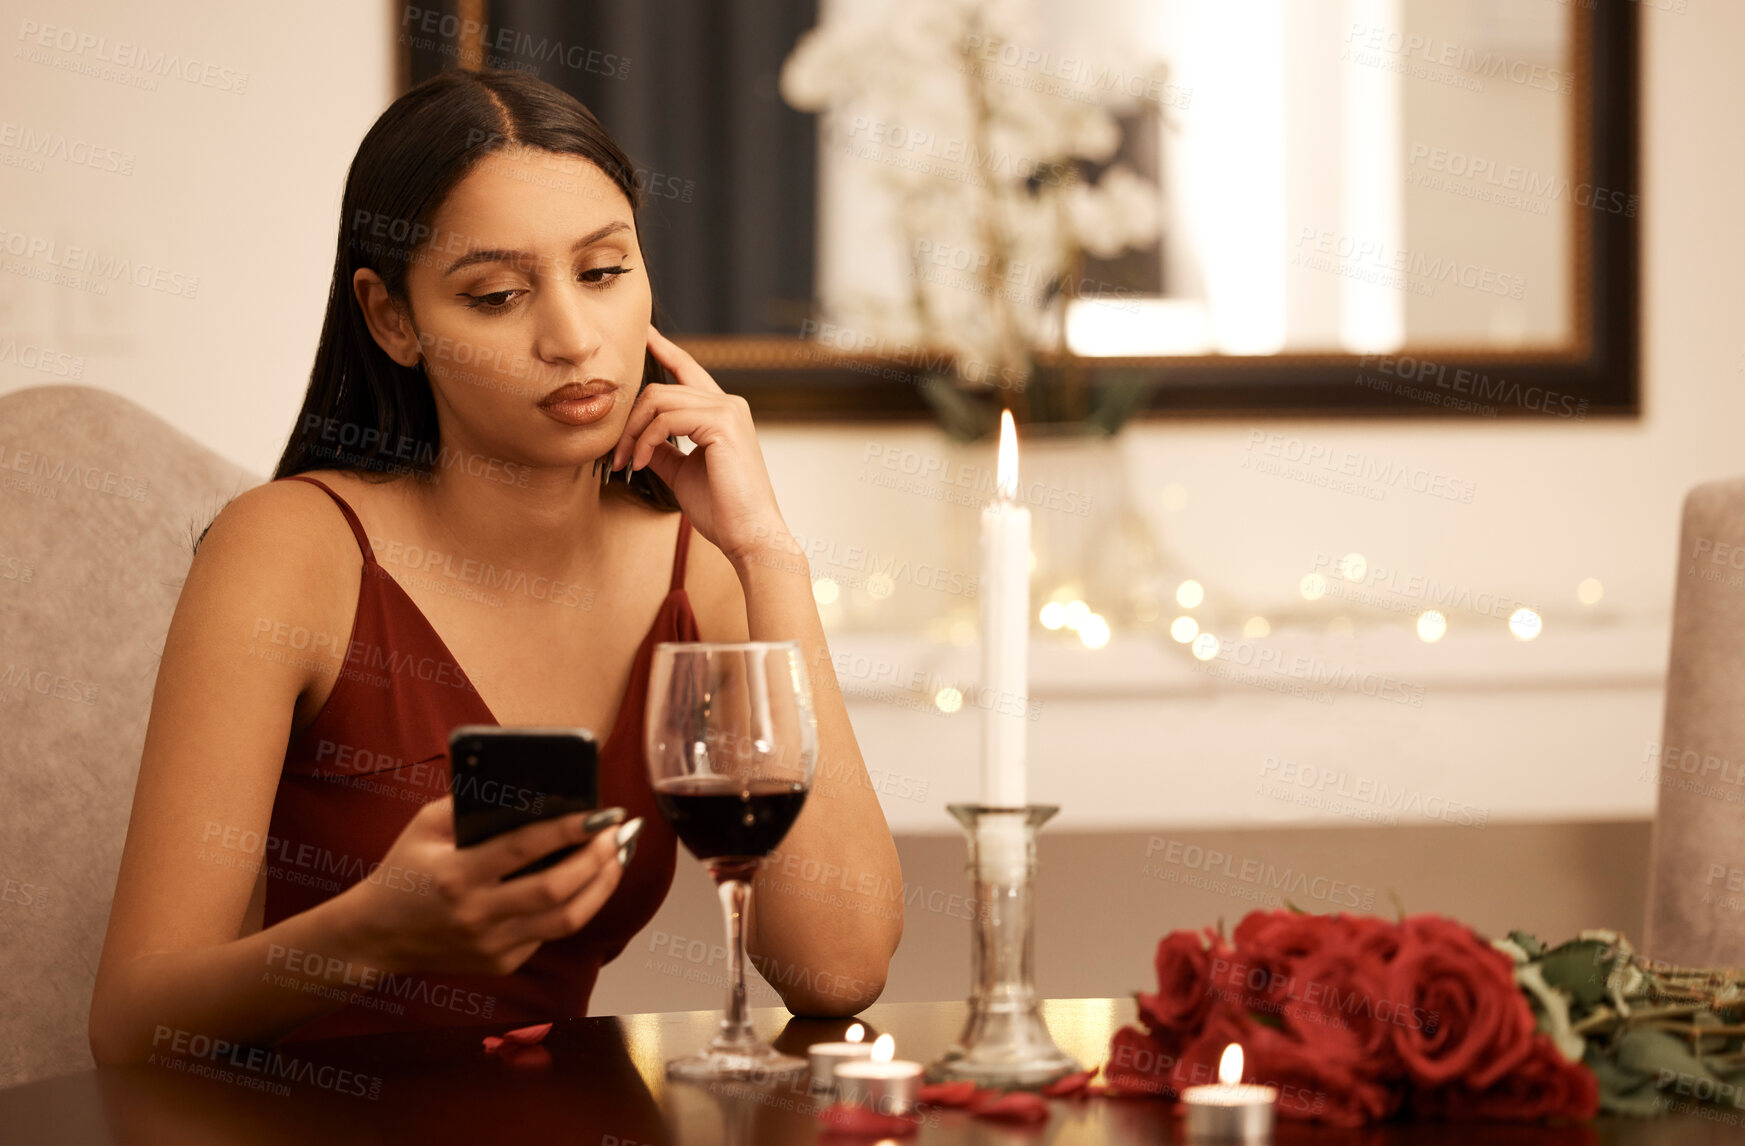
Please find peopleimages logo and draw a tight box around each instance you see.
[1292,228,1525,300]
[0,444,149,500]
[1357,355,1589,419]
[0,227,199,298]
[15,20,250,92]
[1343,22,1572,93]
[398,6,630,79]
[1207,956,1440,1033]
[1306,551,1534,621]
[149,1026,382,1100]
[265,944,496,1019]
[1242,431,1476,505]
[1196,635,1427,708]
[0,122,134,174]
[1143,838,1379,911]
[1259,755,1489,827]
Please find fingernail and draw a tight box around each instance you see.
[615,817,644,866]
[582,807,626,834]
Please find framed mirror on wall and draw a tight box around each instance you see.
[400,0,1637,428]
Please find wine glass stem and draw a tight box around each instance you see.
[715,875,756,1049]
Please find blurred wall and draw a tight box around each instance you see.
[0,0,396,469]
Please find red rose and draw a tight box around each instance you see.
[1104,1024,1183,1100]
[1386,915,1535,1088]
[1411,1032,1599,1122]
[1137,929,1221,1037]
[1338,912,1403,962]
[1278,931,1406,1082]
[1233,910,1329,965]
[1254,1029,1401,1127]
[1226,910,1333,1013]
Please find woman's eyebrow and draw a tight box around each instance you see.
[441,220,632,276]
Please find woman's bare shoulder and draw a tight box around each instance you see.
[200,471,366,566]
[183,472,371,648]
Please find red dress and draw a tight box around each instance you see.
[262,475,693,1041]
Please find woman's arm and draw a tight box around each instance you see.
[687,531,904,1015]
[89,482,400,1063]
[621,325,905,1016]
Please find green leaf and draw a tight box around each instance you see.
[1516,963,1586,1061]
[1585,1044,1666,1118]
[1537,939,1615,1007]
[1085,371,1154,436]
[1509,930,1546,959]
[1584,1043,1649,1090]
[1387,889,1407,923]
[916,374,1001,442]
[1598,1080,1670,1118]
[1616,1027,1720,1088]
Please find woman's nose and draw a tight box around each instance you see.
[530,285,602,365]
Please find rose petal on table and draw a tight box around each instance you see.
[917,1080,979,1107]
[481,1036,505,1053]
[501,1022,553,1045]
[970,1092,1051,1123]
[815,1102,920,1135]
[1041,1066,1100,1097]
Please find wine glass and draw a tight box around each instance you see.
[645,640,817,1080]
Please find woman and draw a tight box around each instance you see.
[87,68,903,1064]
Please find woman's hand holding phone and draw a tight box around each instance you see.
[337,797,642,978]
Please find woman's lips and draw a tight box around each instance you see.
[538,382,617,426]
[538,393,616,425]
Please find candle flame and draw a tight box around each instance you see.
[871,1033,896,1064]
[845,1023,865,1044]
[996,409,1018,500]
[1219,1043,1243,1086]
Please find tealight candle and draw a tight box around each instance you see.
[807,1023,874,1093]
[832,1034,923,1116]
[1182,1044,1277,1143]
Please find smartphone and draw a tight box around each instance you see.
[448,725,600,879]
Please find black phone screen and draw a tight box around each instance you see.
[449,725,600,878]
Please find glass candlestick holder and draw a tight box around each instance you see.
[927,803,1080,1088]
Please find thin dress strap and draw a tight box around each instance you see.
[277,475,376,565]
[669,515,692,593]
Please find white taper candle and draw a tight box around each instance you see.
[979,410,1030,809]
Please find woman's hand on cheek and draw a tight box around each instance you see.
[611,325,790,564]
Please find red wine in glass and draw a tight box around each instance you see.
[645,640,817,1081]
[653,776,809,881]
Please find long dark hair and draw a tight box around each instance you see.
[269,67,678,510]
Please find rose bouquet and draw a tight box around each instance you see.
[1102,910,1745,1126]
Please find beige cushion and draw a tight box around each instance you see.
[0,384,258,1087]
[1647,477,1745,969]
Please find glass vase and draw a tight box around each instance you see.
[928,803,1080,1087]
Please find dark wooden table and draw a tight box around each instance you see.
[0,999,1733,1144]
